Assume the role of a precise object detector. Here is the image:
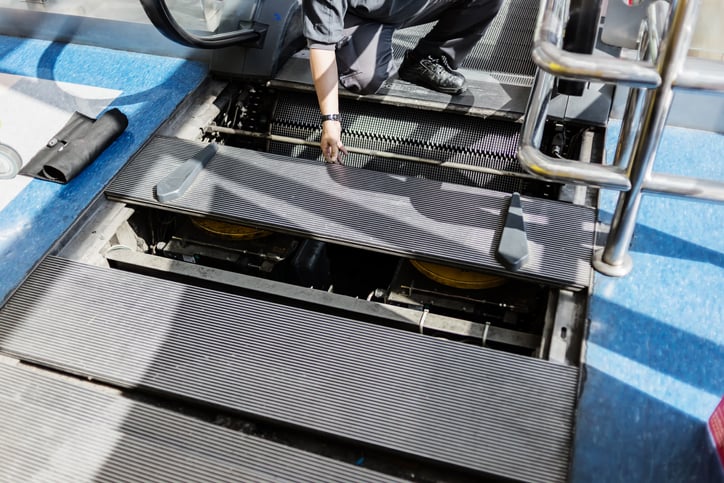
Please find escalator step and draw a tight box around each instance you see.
[105,136,595,288]
[0,363,402,483]
[0,256,578,483]
[392,0,539,77]
[268,91,527,192]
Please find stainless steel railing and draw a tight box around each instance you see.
[518,0,724,276]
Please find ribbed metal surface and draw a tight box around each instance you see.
[106,136,595,288]
[0,363,401,483]
[392,0,539,77]
[0,256,578,483]
[269,91,527,192]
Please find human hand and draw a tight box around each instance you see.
[320,120,347,164]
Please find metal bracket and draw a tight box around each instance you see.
[419,308,429,335]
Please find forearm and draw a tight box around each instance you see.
[309,48,340,116]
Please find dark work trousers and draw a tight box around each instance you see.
[335,0,504,95]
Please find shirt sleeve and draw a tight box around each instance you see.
[302,0,347,49]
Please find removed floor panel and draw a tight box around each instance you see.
[105,136,595,288]
[0,362,402,483]
[0,256,579,483]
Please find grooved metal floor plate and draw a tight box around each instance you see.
[0,256,579,483]
[0,363,402,483]
[106,136,595,288]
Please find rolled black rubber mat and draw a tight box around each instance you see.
[0,256,579,482]
[0,363,402,482]
[105,136,595,288]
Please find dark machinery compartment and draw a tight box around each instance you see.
[102,67,601,360]
[100,0,607,361]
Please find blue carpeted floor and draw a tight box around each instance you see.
[572,121,724,482]
[0,35,207,305]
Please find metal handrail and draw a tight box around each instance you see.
[644,173,724,201]
[532,0,661,87]
[612,1,666,171]
[518,70,631,190]
[648,0,724,93]
[676,57,724,92]
[519,0,724,276]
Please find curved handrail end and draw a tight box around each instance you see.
[518,144,632,191]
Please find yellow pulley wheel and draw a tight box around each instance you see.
[410,260,506,290]
[191,217,272,240]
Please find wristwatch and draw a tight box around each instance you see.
[320,113,341,124]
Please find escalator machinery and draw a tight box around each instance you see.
[108,0,607,364]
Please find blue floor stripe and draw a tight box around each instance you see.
[573,121,724,482]
[0,35,207,305]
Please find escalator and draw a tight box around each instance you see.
[0,0,610,481]
[138,0,265,48]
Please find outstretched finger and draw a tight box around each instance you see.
[337,142,348,164]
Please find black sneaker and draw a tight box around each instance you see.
[398,52,466,95]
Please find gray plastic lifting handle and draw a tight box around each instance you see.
[155,142,219,203]
[496,192,529,271]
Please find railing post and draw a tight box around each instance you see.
[594,0,702,276]
[612,87,645,170]
[612,1,667,170]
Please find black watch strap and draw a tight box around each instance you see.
[320,113,341,123]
